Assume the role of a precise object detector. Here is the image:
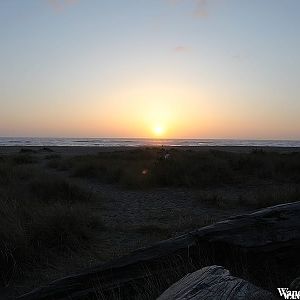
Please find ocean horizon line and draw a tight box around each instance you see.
[0,137,300,148]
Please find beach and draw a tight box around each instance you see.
[1,145,300,298]
[1,144,300,155]
[2,1,300,297]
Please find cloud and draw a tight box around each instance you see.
[47,0,78,12]
[194,0,208,18]
[166,0,211,18]
[232,53,250,62]
[174,46,190,53]
[232,54,241,59]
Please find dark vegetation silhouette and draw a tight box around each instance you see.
[48,148,300,208]
[1,147,300,297]
[0,153,103,287]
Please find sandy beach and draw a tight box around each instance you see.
[1,145,300,298]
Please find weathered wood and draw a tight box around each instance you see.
[18,201,300,300]
[290,277,300,291]
[157,265,278,300]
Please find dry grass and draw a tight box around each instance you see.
[239,185,300,209]
[196,185,300,209]
[0,154,103,286]
[2,148,299,297]
[48,148,300,189]
[134,215,217,241]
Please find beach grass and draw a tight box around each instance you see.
[196,185,300,209]
[1,147,300,296]
[0,154,103,285]
[48,148,300,189]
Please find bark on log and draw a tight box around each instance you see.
[157,265,278,300]
[18,201,300,300]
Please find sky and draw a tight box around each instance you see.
[0,0,299,139]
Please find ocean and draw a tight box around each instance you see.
[0,137,299,147]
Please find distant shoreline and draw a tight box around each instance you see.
[1,137,300,148]
[1,145,300,155]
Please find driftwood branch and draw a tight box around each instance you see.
[157,265,278,300]
[18,201,300,299]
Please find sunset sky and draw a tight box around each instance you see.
[0,0,299,139]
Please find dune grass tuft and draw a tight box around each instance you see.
[48,149,300,190]
[0,155,103,284]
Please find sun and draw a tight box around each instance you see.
[153,125,165,137]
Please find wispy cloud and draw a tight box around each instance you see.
[166,0,212,18]
[194,0,208,18]
[47,0,78,12]
[232,53,250,63]
[174,46,191,53]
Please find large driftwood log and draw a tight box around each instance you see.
[18,202,300,300]
[157,265,277,300]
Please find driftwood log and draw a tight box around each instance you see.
[157,265,277,300]
[18,201,300,300]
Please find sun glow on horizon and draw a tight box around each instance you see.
[153,125,165,137]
